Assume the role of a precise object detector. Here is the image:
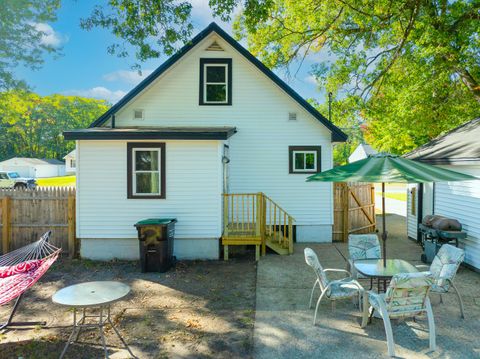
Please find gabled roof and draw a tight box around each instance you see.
[63,150,76,159]
[405,118,480,165]
[0,157,64,166]
[88,22,347,142]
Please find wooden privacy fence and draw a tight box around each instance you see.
[333,183,376,242]
[0,187,76,257]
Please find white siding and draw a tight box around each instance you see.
[434,165,480,269]
[406,184,418,240]
[65,155,76,174]
[113,33,334,233]
[77,140,223,240]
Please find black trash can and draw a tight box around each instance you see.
[134,218,177,272]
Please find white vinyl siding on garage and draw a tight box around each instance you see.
[407,184,418,240]
[434,165,480,270]
[112,34,334,237]
[76,140,223,240]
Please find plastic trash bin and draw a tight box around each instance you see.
[134,218,177,272]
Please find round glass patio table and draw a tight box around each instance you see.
[52,281,135,359]
[354,259,418,292]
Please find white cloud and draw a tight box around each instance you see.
[304,75,319,85]
[63,87,127,103]
[189,0,237,30]
[34,23,67,48]
[103,69,154,85]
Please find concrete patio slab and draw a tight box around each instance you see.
[254,214,480,358]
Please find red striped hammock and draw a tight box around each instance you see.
[0,232,60,306]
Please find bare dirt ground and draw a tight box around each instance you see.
[0,253,257,359]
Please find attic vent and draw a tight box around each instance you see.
[206,41,224,51]
[288,112,297,121]
[133,109,144,120]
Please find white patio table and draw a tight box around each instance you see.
[52,281,135,359]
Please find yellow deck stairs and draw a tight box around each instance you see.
[221,193,294,261]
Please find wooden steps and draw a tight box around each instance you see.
[265,235,290,255]
[222,193,294,260]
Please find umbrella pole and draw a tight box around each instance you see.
[382,182,387,266]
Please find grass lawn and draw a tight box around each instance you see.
[375,191,407,201]
[36,175,76,187]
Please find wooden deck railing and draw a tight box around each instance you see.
[263,195,294,255]
[222,193,294,259]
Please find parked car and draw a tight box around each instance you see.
[0,171,37,190]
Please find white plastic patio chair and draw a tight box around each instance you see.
[418,244,465,318]
[304,248,364,325]
[361,272,435,357]
[347,234,382,280]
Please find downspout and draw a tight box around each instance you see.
[111,114,116,128]
[222,144,230,194]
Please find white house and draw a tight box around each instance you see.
[405,118,480,270]
[348,143,377,163]
[64,150,76,174]
[63,23,347,261]
[0,157,65,178]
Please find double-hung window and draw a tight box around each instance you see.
[199,58,232,105]
[127,143,165,199]
[289,146,321,174]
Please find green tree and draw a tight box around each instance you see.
[0,91,109,161]
[80,0,194,71]
[83,0,480,155]
[0,0,62,89]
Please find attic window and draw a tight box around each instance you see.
[288,113,297,121]
[133,109,144,120]
[199,58,232,105]
[206,41,224,51]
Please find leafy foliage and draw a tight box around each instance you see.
[0,0,61,89]
[222,0,480,154]
[84,0,480,159]
[80,0,194,71]
[0,91,109,161]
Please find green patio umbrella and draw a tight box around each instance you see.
[307,153,477,266]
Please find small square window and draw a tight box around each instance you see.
[289,146,321,174]
[127,143,165,199]
[200,59,232,105]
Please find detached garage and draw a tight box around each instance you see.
[405,118,480,270]
[0,157,65,178]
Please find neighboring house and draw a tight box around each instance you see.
[0,157,65,178]
[405,118,480,270]
[63,22,347,261]
[348,143,377,163]
[64,150,76,174]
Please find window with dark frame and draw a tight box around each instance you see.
[199,58,232,105]
[289,146,321,174]
[127,143,166,199]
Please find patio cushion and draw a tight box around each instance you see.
[348,234,381,261]
[429,244,464,291]
[368,272,434,318]
[328,278,362,299]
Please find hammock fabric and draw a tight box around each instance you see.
[0,232,60,306]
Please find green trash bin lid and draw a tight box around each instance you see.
[135,218,177,226]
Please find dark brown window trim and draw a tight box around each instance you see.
[289,146,322,174]
[199,58,232,106]
[127,142,166,199]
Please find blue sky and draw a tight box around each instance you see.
[16,0,328,104]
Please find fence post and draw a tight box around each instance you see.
[2,196,11,254]
[343,184,349,242]
[67,194,76,258]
